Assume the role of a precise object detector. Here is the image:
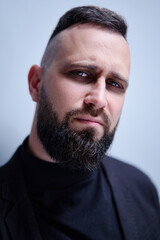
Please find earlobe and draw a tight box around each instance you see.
[28,65,42,102]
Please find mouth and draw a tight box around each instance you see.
[74,116,103,127]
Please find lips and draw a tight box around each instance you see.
[74,116,103,126]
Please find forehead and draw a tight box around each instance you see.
[56,24,129,52]
[49,24,130,78]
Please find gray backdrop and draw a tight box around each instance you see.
[0,0,160,197]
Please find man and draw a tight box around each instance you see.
[0,5,160,240]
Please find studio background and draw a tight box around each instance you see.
[0,0,160,197]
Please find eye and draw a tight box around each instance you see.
[67,70,95,83]
[70,70,88,77]
[108,80,120,88]
[106,79,125,93]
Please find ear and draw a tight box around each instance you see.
[28,65,42,102]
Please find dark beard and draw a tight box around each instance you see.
[36,85,117,171]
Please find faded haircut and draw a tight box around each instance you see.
[41,5,127,69]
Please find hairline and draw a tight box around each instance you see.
[40,22,126,71]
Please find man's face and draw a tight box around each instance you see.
[41,25,130,138]
[36,24,130,169]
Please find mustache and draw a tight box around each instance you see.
[63,104,111,129]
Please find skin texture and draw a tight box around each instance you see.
[28,24,130,162]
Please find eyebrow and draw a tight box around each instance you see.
[62,62,129,87]
[111,72,129,88]
[62,62,99,71]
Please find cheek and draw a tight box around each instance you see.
[108,95,125,127]
[47,80,85,120]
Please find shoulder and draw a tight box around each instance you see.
[103,155,155,185]
[0,146,22,192]
[102,155,160,208]
[102,156,160,238]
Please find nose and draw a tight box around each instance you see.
[84,78,107,109]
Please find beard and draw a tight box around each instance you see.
[36,85,118,171]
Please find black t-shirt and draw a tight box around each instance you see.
[21,140,124,240]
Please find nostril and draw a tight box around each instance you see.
[83,102,104,116]
[85,102,94,108]
[84,93,107,110]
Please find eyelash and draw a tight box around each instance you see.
[69,70,92,78]
[68,70,125,93]
[106,79,125,92]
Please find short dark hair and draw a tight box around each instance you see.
[41,6,128,69]
[48,5,127,45]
